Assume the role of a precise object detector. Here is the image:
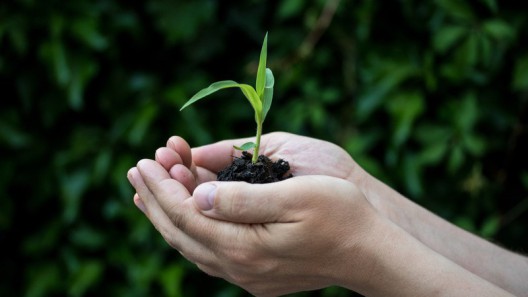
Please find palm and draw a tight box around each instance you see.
[193,132,357,183]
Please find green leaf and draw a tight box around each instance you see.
[69,261,103,297]
[512,54,528,91]
[480,215,501,238]
[387,91,424,147]
[238,84,263,123]
[457,33,479,67]
[160,264,185,297]
[261,68,274,121]
[278,0,304,19]
[435,0,475,21]
[482,19,515,41]
[233,142,256,151]
[433,25,467,53]
[180,80,240,110]
[480,0,497,13]
[256,32,268,98]
[181,81,262,122]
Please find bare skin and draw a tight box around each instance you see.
[128,132,526,296]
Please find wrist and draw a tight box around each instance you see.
[347,171,403,226]
[339,216,512,296]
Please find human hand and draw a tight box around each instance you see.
[132,131,369,221]
[129,134,516,297]
[128,159,381,296]
[151,131,368,195]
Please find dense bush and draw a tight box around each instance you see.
[1,0,527,296]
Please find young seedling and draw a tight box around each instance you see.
[180,33,274,164]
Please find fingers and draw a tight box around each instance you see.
[192,136,253,173]
[155,147,183,171]
[169,163,198,193]
[133,193,147,213]
[132,159,266,262]
[135,159,191,205]
[127,164,187,245]
[192,176,328,224]
[128,162,217,265]
[166,136,192,168]
[159,136,219,186]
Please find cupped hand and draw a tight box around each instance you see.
[128,159,381,296]
[154,132,368,195]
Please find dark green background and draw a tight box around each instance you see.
[1,0,527,296]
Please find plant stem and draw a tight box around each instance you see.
[252,121,263,163]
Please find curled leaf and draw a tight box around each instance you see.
[181,80,262,123]
[256,32,268,98]
[233,142,256,151]
[262,68,274,122]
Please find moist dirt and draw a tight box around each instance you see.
[217,151,292,183]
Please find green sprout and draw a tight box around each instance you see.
[180,33,274,164]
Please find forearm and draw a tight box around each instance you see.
[362,175,528,296]
[337,215,513,297]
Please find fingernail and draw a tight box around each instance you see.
[135,197,147,214]
[127,168,137,186]
[193,183,216,211]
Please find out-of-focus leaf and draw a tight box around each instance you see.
[448,146,464,173]
[25,264,60,297]
[521,171,528,189]
[458,33,479,67]
[478,34,493,66]
[480,0,498,13]
[278,0,304,19]
[463,134,485,156]
[60,169,90,223]
[128,103,158,146]
[68,56,98,110]
[69,260,103,297]
[482,19,515,41]
[433,25,466,53]
[39,40,69,86]
[512,54,528,91]
[387,91,424,146]
[454,216,477,232]
[480,215,501,238]
[4,18,28,54]
[70,225,105,250]
[159,264,185,297]
[435,0,475,21]
[403,153,423,197]
[418,142,448,165]
[71,17,108,50]
[93,149,112,185]
[23,221,61,255]
[415,124,451,166]
[147,1,215,44]
[455,93,478,131]
[0,120,31,148]
[357,60,417,121]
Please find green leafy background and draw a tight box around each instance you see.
[2,0,527,296]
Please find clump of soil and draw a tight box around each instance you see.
[217,151,292,184]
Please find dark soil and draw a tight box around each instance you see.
[217,151,292,184]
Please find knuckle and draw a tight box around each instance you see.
[167,203,187,231]
[223,187,250,218]
[155,223,180,251]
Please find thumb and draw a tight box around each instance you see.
[192,177,314,223]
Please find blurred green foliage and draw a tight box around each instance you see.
[1,0,527,296]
